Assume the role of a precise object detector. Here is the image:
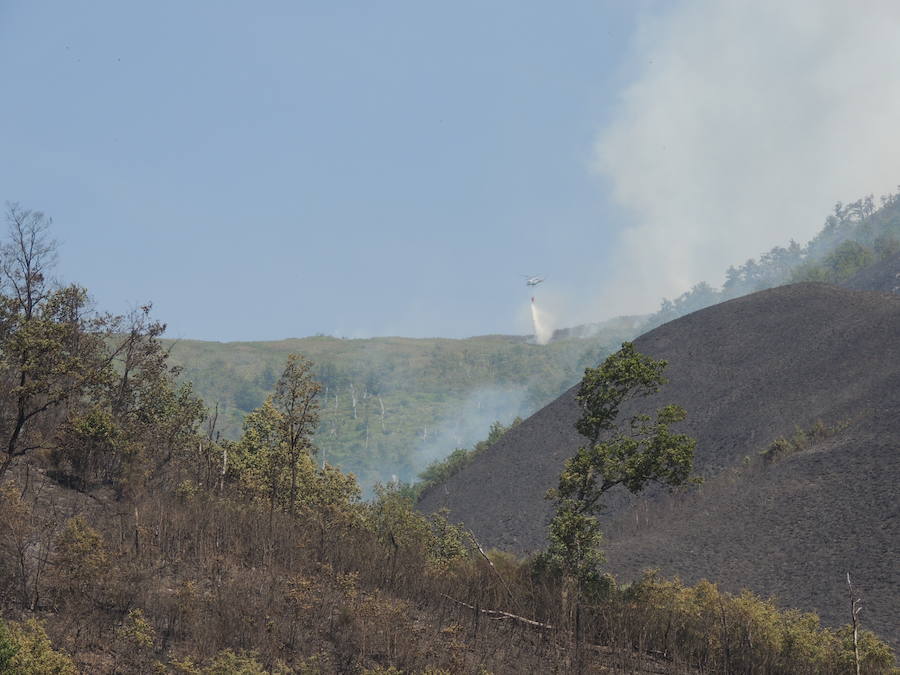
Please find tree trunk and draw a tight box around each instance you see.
[289,453,298,517]
[847,572,861,675]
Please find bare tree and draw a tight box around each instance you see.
[847,572,862,675]
[1,204,57,320]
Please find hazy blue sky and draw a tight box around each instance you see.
[2,1,898,341]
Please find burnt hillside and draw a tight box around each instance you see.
[418,282,900,644]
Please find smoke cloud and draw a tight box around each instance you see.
[594,0,900,316]
[409,386,529,480]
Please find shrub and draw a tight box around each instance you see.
[3,619,76,675]
[0,620,18,671]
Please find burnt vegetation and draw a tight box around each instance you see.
[0,202,896,673]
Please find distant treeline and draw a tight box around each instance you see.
[647,190,900,327]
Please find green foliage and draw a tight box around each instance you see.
[620,572,897,673]
[273,353,322,514]
[369,485,429,544]
[0,621,17,672]
[417,447,470,486]
[54,407,119,487]
[792,240,876,284]
[2,619,76,674]
[201,649,289,674]
[274,354,321,454]
[305,461,362,511]
[54,515,108,596]
[574,342,669,444]
[302,460,364,559]
[791,260,832,283]
[367,484,469,578]
[824,240,875,282]
[229,359,361,527]
[835,626,897,673]
[172,649,292,675]
[541,502,606,587]
[425,510,469,572]
[117,608,155,650]
[564,405,696,499]
[19,298,207,493]
[236,397,291,514]
[760,419,849,463]
[546,343,697,588]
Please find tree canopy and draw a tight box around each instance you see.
[545,342,697,588]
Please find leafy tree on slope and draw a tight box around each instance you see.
[273,353,321,516]
[545,342,698,592]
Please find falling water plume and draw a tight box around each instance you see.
[531,297,553,345]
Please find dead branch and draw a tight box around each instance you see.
[441,593,553,630]
[467,529,523,614]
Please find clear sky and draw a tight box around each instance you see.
[2,1,899,341]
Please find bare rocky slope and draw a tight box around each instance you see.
[418,282,900,645]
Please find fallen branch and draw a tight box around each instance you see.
[441,594,675,668]
[441,593,553,630]
[467,529,522,613]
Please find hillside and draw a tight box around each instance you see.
[418,282,900,645]
[843,250,900,293]
[163,316,641,490]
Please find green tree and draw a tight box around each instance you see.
[115,608,157,674]
[53,515,108,601]
[0,620,17,671]
[823,240,874,282]
[238,397,289,524]
[545,342,697,588]
[3,619,76,674]
[304,460,361,560]
[273,354,321,516]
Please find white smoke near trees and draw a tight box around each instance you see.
[594,0,900,317]
[410,386,528,479]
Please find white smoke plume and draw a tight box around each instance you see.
[594,0,900,316]
[410,386,528,479]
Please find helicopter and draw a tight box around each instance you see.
[523,275,545,287]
